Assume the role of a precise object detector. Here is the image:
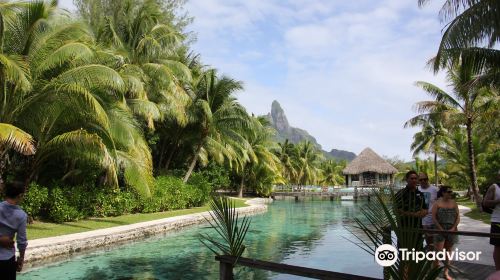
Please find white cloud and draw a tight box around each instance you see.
[184,1,449,160]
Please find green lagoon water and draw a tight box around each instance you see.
[20,199,382,279]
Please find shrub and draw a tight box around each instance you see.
[198,162,230,189]
[186,172,212,207]
[21,183,49,219]
[91,189,138,217]
[46,187,82,223]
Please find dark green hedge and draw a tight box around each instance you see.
[21,174,213,223]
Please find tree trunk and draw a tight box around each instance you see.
[434,152,438,187]
[156,139,168,170]
[164,145,177,171]
[238,168,245,198]
[466,119,481,208]
[183,143,202,183]
[0,149,7,189]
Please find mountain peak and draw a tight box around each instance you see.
[270,100,290,132]
[265,100,356,161]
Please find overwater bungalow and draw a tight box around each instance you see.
[342,147,398,187]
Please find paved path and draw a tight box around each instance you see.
[447,205,496,279]
[455,205,493,266]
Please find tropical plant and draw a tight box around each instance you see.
[296,141,322,186]
[274,139,299,184]
[320,159,346,186]
[411,63,497,206]
[199,195,251,269]
[440,129,488,192]
[418,0,500,79]
[182,69,246,182]
[405,115,447,187]
[235,116,282,197]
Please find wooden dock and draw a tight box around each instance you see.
[271,190,374,201]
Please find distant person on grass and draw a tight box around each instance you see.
[0,182,28,280]
[432,186,459,280]
[483,170,500,270]
[417,172,439,250]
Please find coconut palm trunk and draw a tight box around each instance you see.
[183,142,203,183]
[466,118,481,207]
[434,151,438,187]
[238,166,245,198]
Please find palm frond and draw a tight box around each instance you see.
[0,123,35,155]
[199,196,251,263]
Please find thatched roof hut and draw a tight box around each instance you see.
[343,147,398,186]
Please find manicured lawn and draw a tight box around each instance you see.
[456,196,489,224]
[28,198,248,240]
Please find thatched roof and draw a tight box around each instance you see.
[342,147,398,175]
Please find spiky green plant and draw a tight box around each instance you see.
[350,189,442,280]
[199,196,251,263]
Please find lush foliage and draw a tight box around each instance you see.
[0,0,358,224]
[406,0,499,207]
[20,175,211,222]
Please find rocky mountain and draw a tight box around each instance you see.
[265,100,356,161]
[325,149,356,161]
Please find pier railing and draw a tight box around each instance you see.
[215,255,381,280]
[215,228,500,280]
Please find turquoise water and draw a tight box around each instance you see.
[20,199,382,279]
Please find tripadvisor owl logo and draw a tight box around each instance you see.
[374,244,482,267]
[375,244,398,267]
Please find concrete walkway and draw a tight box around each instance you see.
[24,198,269,265]
[455,205,493,266]
[447,205,496,280]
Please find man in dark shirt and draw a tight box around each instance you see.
[394,170,429,257]
[395,170,429,228]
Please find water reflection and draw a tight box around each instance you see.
[20,198,382,280]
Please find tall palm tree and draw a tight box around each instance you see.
[274,139,298,184]
[320,159,346,186]
[296,141,322,186]
[235,116,281,197]
[412,63,496,206]
[182,69,246,182]
[0,1,154,196]
[0,1,38,182]
[405,115,447,187]
[76,0,192,133]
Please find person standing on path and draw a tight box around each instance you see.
[0,182,28,280]
[483,170,500,270]
[432,186,459,280]
[418,172,439,250]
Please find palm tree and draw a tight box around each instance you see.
[412,63,496,206]
[418,0,500,74]
[296,141,322,186]
[320,159,346,186]
[274,139,298,185]
[405,115,447,187]
[182,69,246,182]
[441,129,487,193]
[0,1,38,182]
[0,1,154,196]
[235,116,281,197]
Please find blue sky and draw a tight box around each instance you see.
[59,0,449,160]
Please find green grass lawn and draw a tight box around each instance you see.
[456,196,489,224]
[28,198,248,240]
